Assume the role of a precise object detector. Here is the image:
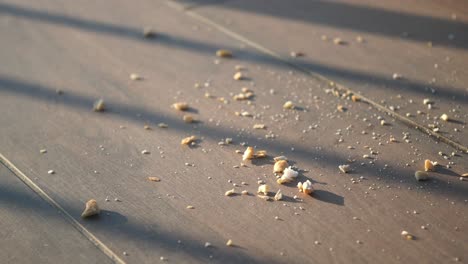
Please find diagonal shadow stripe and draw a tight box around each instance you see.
[0,2,466,105]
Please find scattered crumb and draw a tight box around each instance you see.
[225,189,236,196]
[183,114,194,123]
[242,146,254,161]
[339,164,351,173]
[283,101,294,109]
[148,177,161,182]
[81,199,100,218]
[93,99,105,112]
[401,230,414,240]
[277,166,298,184]
[274,189,283,201]
[173,102,189,111]
[290,51,304,57]
[423,98,433,105]
[333,38,346,45]
[216,49,233,58]
[297,180,314,194]
[424,160,435,172]
[392,73,402,80]
[130,73,142,81]
[274,160,288,174]
[351,95,360,102]
[233,72,244,80]
[181,135,197,145]
[257,184,270,195]
[254,150,267,158]
[440,114,449,121]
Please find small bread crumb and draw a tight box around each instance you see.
[173,102,189,111]
[233,72,244,80]
[424,159,435,172]
[257,184,269,195]
[181,135,197,145]
[274,189,283,201]
[225,189,236,196]
[242,147,254,161]
[297,180,314,194]
[283,101,294,109]
[216,49,233,58]
[148,177,161,182]
[274,160,288,173]
[93,99,105,112]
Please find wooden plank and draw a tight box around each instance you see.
[0,163,113,264]
[182,0,468,148]
[0,0,466,263]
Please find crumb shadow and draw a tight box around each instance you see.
[446,119,465,125]
[81,210,128,225]
[251,158,274,166]
[280,195,302,204]
[313,190,344,206]
[185,107,199,114]
[435,167,460,177]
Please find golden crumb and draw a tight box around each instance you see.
[283,101,294,109]
[297,180,314,195]
[257,184,269,195]
[130,73,142,81]
[225,189,236,196]
[351,95,360,102]
[181,135,197,145]
[147,177,161,182]
[173,102,189,111]
[274,160,288,173]
[274,189,283,201]
[183,115,194,123]
[242,147,254,161]
[81,199,100,218]
[216,49,233,58]
[93,99,105,112]
[424,159,435,172]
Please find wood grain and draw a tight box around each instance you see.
[0,0,466,263]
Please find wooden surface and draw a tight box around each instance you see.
[177,0,468,147]
[0,0,467,263]
[0,163,113,264]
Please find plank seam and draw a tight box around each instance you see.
[166,0,467,153]
[0,153,126,264]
